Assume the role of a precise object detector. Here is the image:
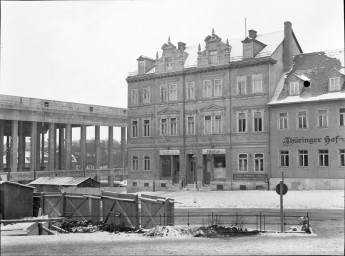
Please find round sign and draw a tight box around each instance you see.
[275,183,288,195]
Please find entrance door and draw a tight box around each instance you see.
[172,156,179,184]
[187,154,197,184]
[161,156,171,179]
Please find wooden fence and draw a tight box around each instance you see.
[33,192,174,230]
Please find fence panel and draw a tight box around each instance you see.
[140,194,174,229]
[101,191,139,229]
[42,193,63,218]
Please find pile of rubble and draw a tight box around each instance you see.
[57,220,136,233]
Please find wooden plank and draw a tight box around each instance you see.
[141,200,158,228]
[115,200,134,228]
[101,195,135,202]
[1,218,63,224]
[65,197,88,221]
[45,196,62,217]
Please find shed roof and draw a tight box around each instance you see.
[29,177,99,186]
[269,49,345,105]
[0,181,35,189]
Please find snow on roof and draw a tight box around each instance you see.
[29,177,99,186]
[269,49,345,105]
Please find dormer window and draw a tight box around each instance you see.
[209,50,218,64]
[329,77,340,92]
[165,57,173,71]
[289,82,299,96]
[243,43,253,59]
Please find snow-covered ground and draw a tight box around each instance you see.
[138,190,344,209]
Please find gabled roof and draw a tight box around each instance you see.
[29,177,99,186]
[0,181,35,189]
[269,49,345,105]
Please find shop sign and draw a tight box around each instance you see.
[233,174,267,180]
[159,150,180,155]
[202,149,226,155]
[283,135,345,146]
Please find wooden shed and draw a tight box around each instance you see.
[29,177,100,192]
[0,181,35,220]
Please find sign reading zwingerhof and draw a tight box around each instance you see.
[283,135,345,146]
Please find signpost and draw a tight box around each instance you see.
[275,172,288,233]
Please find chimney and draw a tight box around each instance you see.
[178,42,186,51]
[283,21,293,71]
[248,29,257,39]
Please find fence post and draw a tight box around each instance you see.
[215,214,218,225]
[40,192,45,216]
[307,213,310,229]
[135,194,139,229]
[260,212,262,231]
[187,212,189,226]
[159,215,161,226]
[100,190,104,222]
[88,196,92,222]
[235,212,238,226]
[211,212,214,226]
[62,192,66,218]
[264,215,265,231]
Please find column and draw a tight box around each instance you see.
[95,126,100,169]
[120,127,126,169]
[48,123,55,171]
[108,126,113,169]
[18,122,25,171]
[10,120,18,173]
[0,120,4,171]
[36,123,41,171]
[30,122,37,178]
[80,125,86,171]
[6,135,10,169]
[59,127,65,170]
[65,124,72,170]
[41,131,45,168]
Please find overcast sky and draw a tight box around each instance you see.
[1,0,344,140]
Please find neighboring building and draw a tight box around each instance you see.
[268,49,345,190]
[29,176,100,192]
[126,21,302,191]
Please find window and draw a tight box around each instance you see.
[237,76,247,95]
[160,118,167,136]
[160,84,177,102]
[165,57,172,71]
[254,154,264,172]
[169,84,177,101]
[186,82,195,100]
[297,111,308,129]
[132,182,137,187]
[298,150,308,167]
[279,112,288,129]
[214,115,222,134]
[187,116,195,135]
[44,101,49,107]
[203,80,213,98]
[243,43,253,59]
[318,109,328,128]
[289,82,299,96]
[238,113,246,132]
[252,74,263,93]
[143,87,150,104]
[131,89,139,105]
[160,117,177,136]
[319,150,329,167]
[238,154,248,172]
[329,77,340,91]
[340,149,345,167]
[203,114,222,134]
[144,183,149,187]
[143,119,150,137]
[214,79,222,97]
[138,60,145,72]
[254,111,263,132]
[170,118,177,135]
[144,156,150,170]
[132,156,139,170]
[340,108,345,126]
[280,150,289,167]
[132,120,138,137]
[204,115,212,134]
[209,50,217,64]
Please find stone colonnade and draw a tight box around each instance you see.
[0,120,126,176]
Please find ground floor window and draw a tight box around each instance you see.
[238,154,248,172]
[319,149,329,167]
[160,155,179,184]
[254,154,264,172]
[340,149,345,167]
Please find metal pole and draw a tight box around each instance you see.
[187,212,189,226]
[280,171,284,233]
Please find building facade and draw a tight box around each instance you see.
[126,21,302,192]
[268,49,345,190]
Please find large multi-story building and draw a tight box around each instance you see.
[126,21,302,192]
[268,49,345,190]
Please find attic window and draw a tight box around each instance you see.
[243,43,253,59]
[44,101,49,107]
[165,57,172,71]
[138,60,145,74]
[89,107,93,112]
[329,77,340,92]
[209,50,218,64]
[289,82,299,96]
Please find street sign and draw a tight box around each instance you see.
[276,183,288,195]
